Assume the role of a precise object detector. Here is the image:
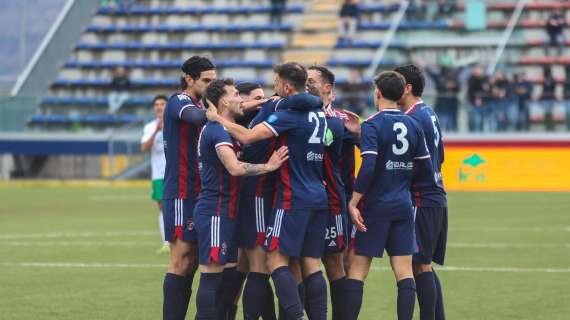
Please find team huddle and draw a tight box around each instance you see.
[152,56,448,320]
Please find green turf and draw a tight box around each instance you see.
[0,186,568,319]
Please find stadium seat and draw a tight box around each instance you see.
[96,4,305,16]
[75,41,286,51]
[64,59,276,69]
[52,78,269,88]
[85,23,294,33]
[29,114,143,125]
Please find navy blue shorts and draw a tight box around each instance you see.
[350,216,415,258]
[238,195,272,249]
[413,206,448,265]
[194,213,238,265]
[163,198,197,243]
[265,208,328,258]
[325,213,348,254]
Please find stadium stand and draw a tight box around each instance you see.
[27,0,569,132]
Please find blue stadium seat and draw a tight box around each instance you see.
[64,59,276,69]
[41,96,155,107]
[96,4,304,15]
[75,41,285,51]
[358,3,400,13]
[29,114,143,125]
[357,21,450,30]
[51,78,269,88]
[85,23,294,33]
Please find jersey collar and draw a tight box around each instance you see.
[405,100,424,115]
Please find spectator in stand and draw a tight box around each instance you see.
[406,0,426,21]
[539,65,557,131]
[563,65,570,131]
[512,71,533,131]
[269,0,287,25]
[488,70,511,131]
[544,8,566,56]
[426,64,460,132]
[338,0,360,43]
[108,66,131,114]
[466,65,489,132]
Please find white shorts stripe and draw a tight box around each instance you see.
[260,199,265,232]
[274,209,284,237]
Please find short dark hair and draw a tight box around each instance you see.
[152,95,168,105]
[308,65,335,86]
[373,71,406,102]
[205,78,235,108]
[274,62,307,91]
[394,64,424,97]
[180,56,215,88]
[236,82,262,95]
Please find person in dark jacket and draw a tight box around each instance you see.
[338,0,360,42]
[512,72,533,131]
[466,65,489,132]
[544,8,566,56]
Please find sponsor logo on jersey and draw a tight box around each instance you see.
[385,160,413,170]
[306,151,324,162]
[267,114,278,123]
[177,94,190,101]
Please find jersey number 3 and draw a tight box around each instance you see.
[392,122,409,155]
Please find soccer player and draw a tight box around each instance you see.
[194,78,288,320]
[140,95,169,253]
[206,62,329,320]
[306,65,348,320]
[162,56,216,320]
[345,71,435,320]
[395,64,448,320]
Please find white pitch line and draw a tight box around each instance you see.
[0,262,569,273]
[447,242,570,249]
[0,241,158,247]
[453,226,570,232]
[370,266,570,273]
[0,231,156,240]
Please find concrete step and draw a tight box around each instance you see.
[292,32,338,48]
[301,14,339,30]
[283,49,331,64]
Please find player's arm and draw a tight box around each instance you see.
[166,95,206,126]
[412,131,434,183]
[216,145,289,177]
[343,110,362,140]
[206,102,275,144]
[347,122,377,232]
[141,125,161,152]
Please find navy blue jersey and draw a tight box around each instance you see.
[406,101,447,207]
[324,106,347,215]
[239,100,280,206]
[336,109,359,201]
[163,92,203,200]
[358,109,432,220]
[195,121,240,219]
[262,104,328,210]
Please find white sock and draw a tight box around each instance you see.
[159,210,167,245]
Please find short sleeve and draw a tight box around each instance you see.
[166,94,199,120]
[359,121,378,156]
[140,122,155,143]
[262,110,297,137]
[212,125,234,150]
[414,129,431,160]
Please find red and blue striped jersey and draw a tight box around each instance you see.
[163,92,203,200]
[324,105,347,215]
[195,121,240,219]
[357,109,432,220]
[262,94,328,210]
[405,101,447,207]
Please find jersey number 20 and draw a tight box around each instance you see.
[392,122,409,155]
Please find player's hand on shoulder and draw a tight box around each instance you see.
[343,110,362,135]
[205,99,220,122]
[266,146,289,171]
[242,98,269,112]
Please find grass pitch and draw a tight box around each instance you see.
[0,185,568,319]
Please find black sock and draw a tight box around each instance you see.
[330,277,346,320]
[218,267,246,319]
[243,272,271,319]
[261,278,277,320]
[303,271,327,320]
[163,273,192,320]
[196,272,223,320]
[344,279,364,320]
[415,272,436,320]
[271,266,304,320]
[297,282,306,313]
[433,270,445,320]
[397,278,416,320]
